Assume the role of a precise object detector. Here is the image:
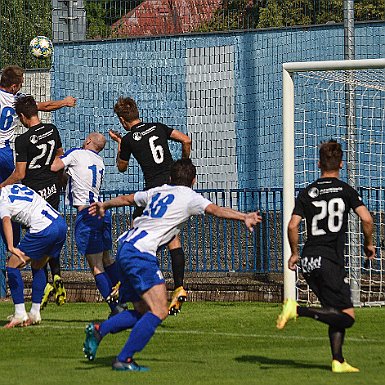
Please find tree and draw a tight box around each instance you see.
[84,0,145,39]
[0,0,51,69]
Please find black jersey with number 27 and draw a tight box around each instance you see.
[293,177,364,265]
[15,122,62,191]
[120,122,174,189]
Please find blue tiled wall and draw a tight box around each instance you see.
[51,22,385,191]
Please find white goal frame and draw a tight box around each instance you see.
[282,58,385,303]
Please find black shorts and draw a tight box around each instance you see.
[301,255,353,309]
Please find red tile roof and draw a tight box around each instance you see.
[112,0,222,36]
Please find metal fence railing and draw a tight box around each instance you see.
[59,188,284,274]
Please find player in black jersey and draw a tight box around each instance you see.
[0,95,67,307]
[110,96,191,315]
[277,140,375,373]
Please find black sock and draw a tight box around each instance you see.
[49,258,61,278]
[329,326,345,363]
[170,247,185,289]
[297,307,355,329]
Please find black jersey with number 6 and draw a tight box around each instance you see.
[293,177,364,265]
[15,122,62,193]
[120,122,174,189]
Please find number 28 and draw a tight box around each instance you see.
[311,198,345,236]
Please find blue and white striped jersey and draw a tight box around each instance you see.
[0,90,24,148]
[0,184,60,233]
[119,184,212,256]
[61,148,105,206]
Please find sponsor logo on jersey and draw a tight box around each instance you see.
[141,126,156,136]
[30,135,38,144]
[308,187,319,198]
[29,129,54,143]
[301,256,321,274]
[132,132,142,141]
[38,183,57,200]
[319,187,343,195]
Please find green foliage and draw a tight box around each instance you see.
[85,0,145,39]
[0,0,51,69]
[198,0,384,33]
[355,0,385,21]
[85,0,112,39]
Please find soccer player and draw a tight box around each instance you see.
[0,95,67,307]
[0,184,67,328]
[110,96,192,315]
[0,65,76,303]
[83,159,262,371]
[50,132,119,312]
[0,65,76,184]
[276,140,375,373]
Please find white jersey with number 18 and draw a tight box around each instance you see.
[119,184,212,256]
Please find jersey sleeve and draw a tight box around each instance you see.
[60,148,78,168]
[119,135,132,162]
[292,191,306,218]
[0,204,11,219]
[134,191,148,207]
[159,123,174,138]
[188,191,212,216]
[347,186,365,211]
[15,134,29,162]
[54,125,62,149]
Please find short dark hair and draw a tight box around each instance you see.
[0,65,24,88]
[113,97,139,123]
[319,140,343,172]
[14,95,38,119]
[170,159,196,187]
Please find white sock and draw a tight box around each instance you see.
[30,303,41,315]
[15,303,27,317]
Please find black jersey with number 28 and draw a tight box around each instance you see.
[15,122,62,191]
[293,177,364,265]
[120,122,174,189]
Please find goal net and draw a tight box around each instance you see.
[283,59,385,307]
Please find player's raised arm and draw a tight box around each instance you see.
[36,96,77,112]
[50,157,65,172]
[204,204,262,232]
[89,194,136,217]
[109,130,130,172]
[170,129,192,159]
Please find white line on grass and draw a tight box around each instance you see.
[29,324,383,343]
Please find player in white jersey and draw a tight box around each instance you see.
[0,65,76,183]
[83,159,262,371]
[51,133,119,312]
[0,66,76,294]
[0,184,66,328]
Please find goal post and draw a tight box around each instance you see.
[282,58,385,305]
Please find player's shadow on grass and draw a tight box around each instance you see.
[76,355,205,370]
[235,355,330,371]
[75,355,120,370]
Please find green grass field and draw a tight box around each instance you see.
[0,301,383,385]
